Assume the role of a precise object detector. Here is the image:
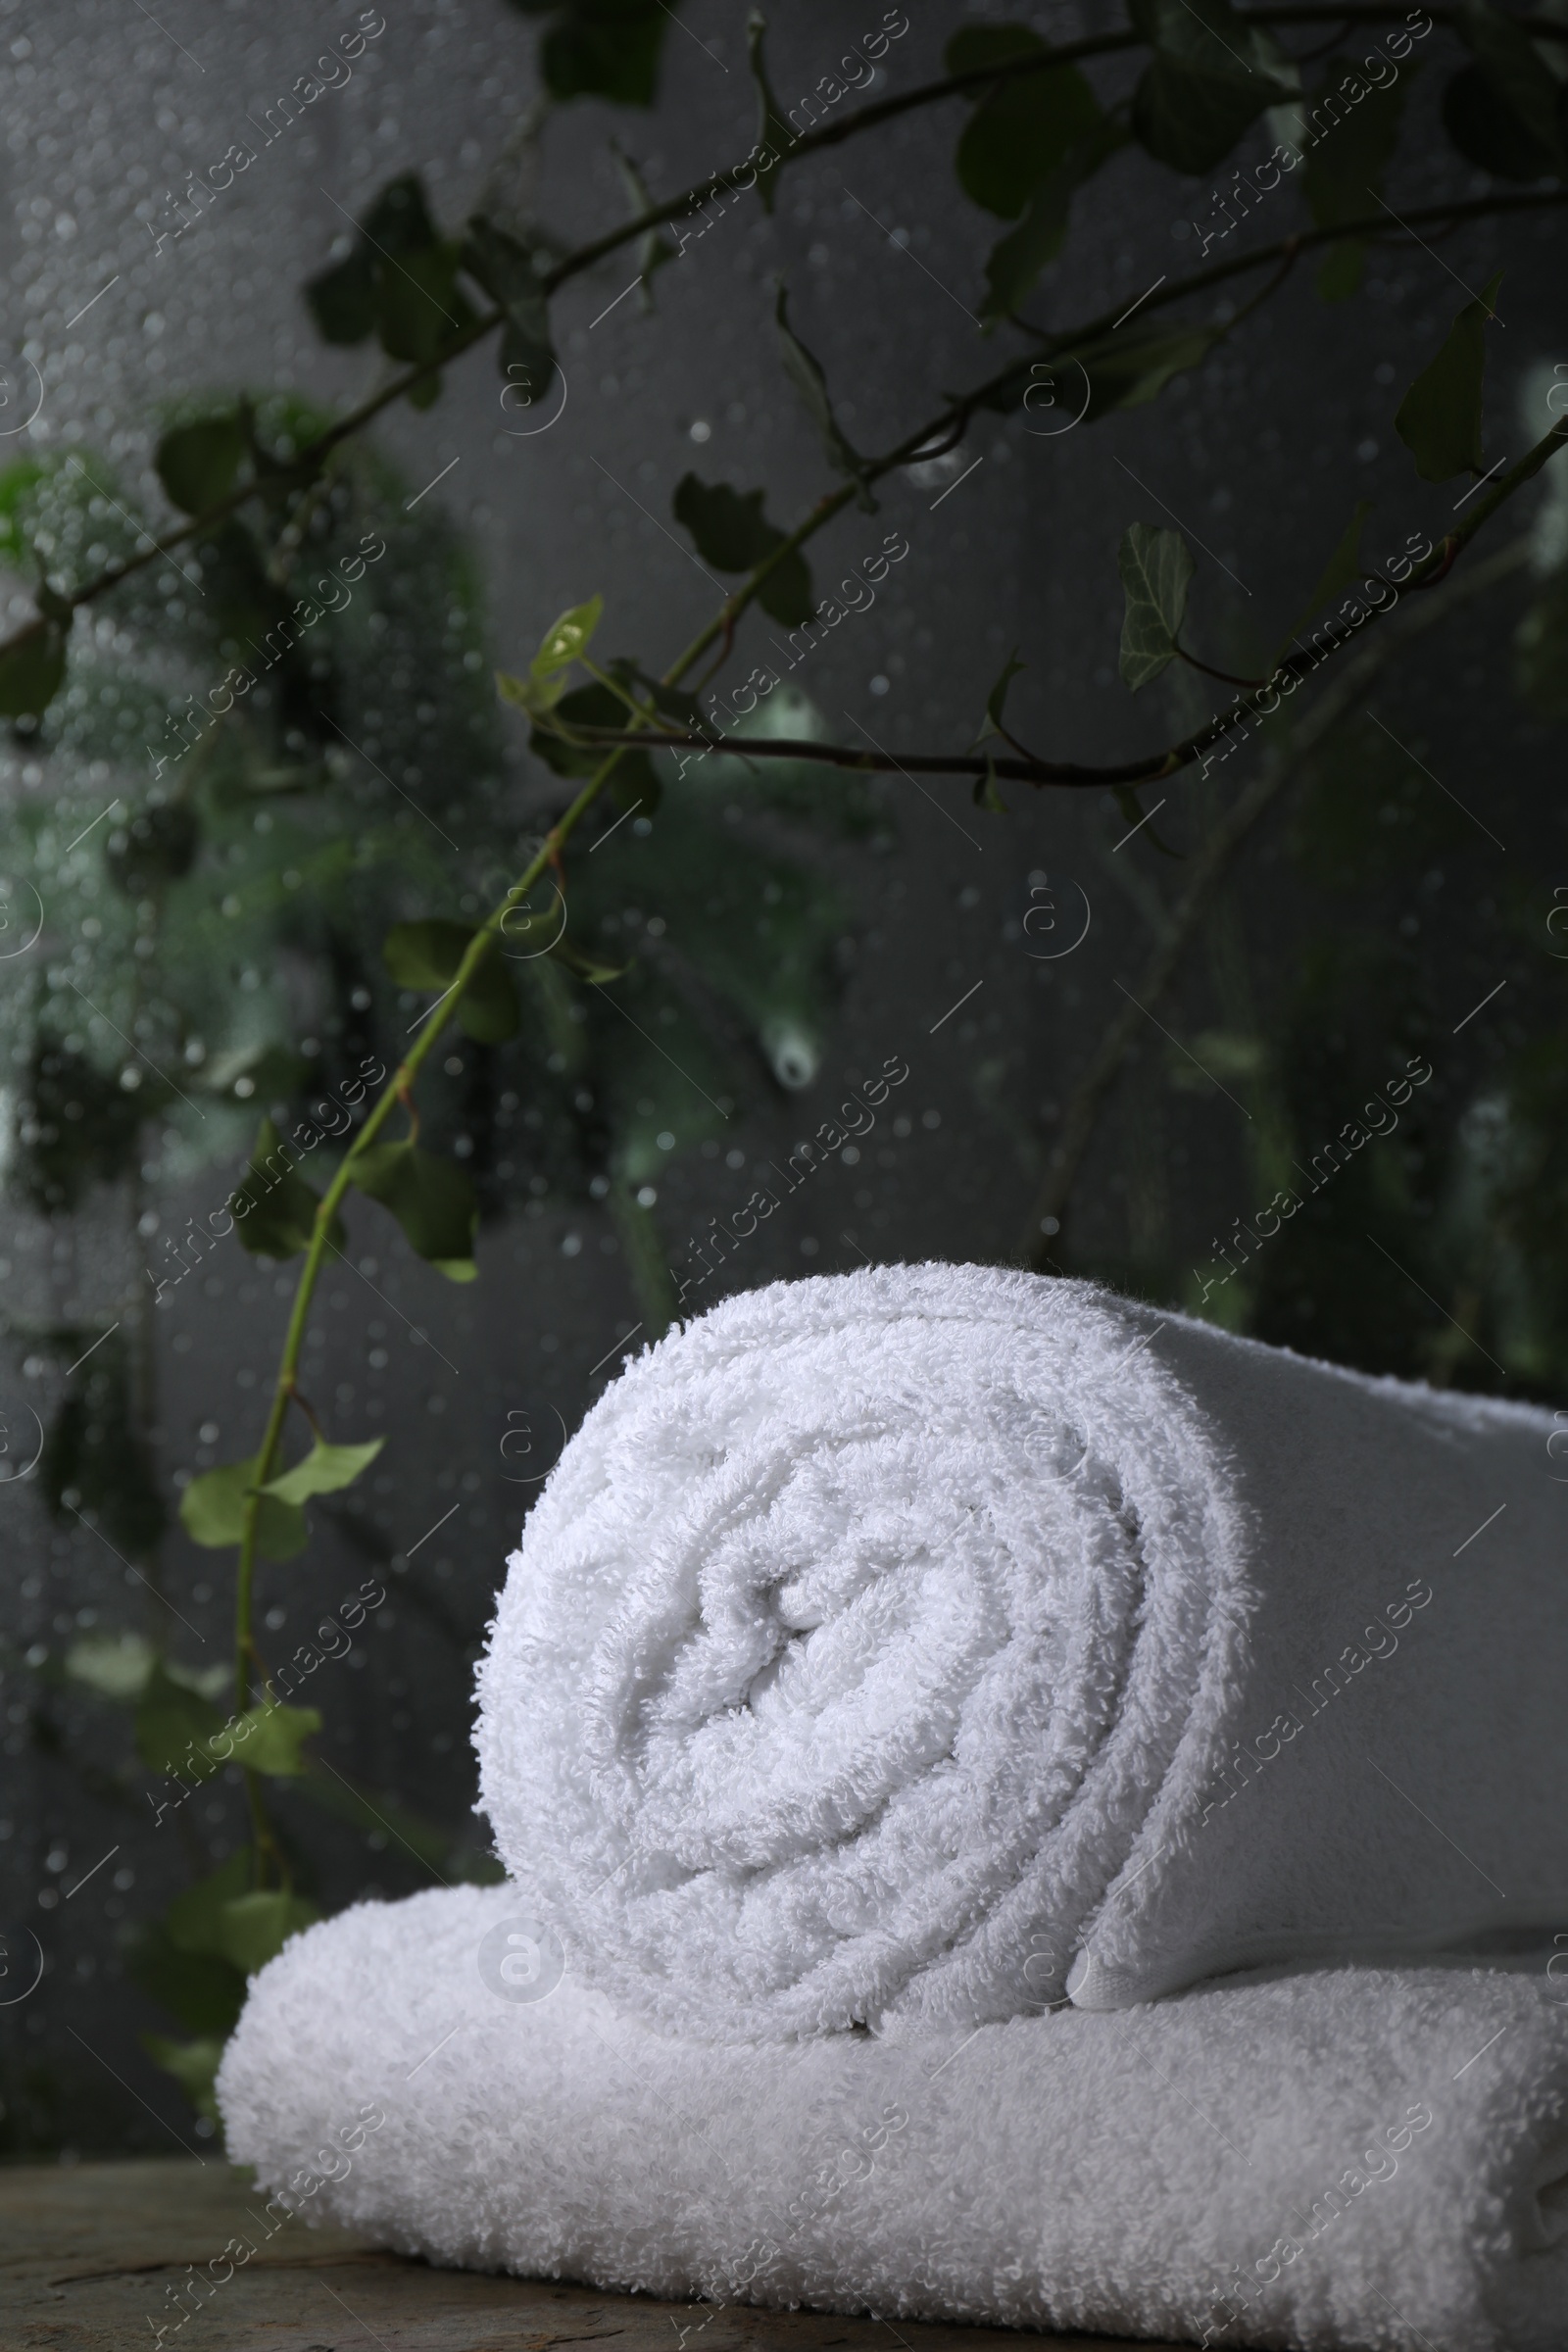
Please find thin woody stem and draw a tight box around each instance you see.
[225,615,723,1869]
[229,797,600,1679]
[652,191,1566,697]
[540,3,1568,293]
[9,118,1564,673]
[1013,190,1568,352]
[1176,643,1274,690]
[571,414,1568,795]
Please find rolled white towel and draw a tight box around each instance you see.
[474,1264,1568,2034]
[216,1883,1568,2352]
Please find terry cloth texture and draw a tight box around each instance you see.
[473,1263,1568,2033]
[217,1884,1568,2352]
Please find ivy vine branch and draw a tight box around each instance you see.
[223,785,596,1878]
[521,0,1568,289]
[0,49,1561,703]
[533,412,1568,796]
[224,572,748,1877]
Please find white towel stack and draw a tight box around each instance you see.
[220,1265,1568,2350]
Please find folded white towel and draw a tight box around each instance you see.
[217,1884,1568,2352]
[474,1264,1568,2033]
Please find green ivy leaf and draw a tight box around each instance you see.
[671,475,812,625]
[177,1454,308,1561]
[258,1437,383,1507]
[984,184,1075,320]
[630,669,710,736]
[1071,323,1221,422]
[774,287,876,512]
[0,457,47,568]
[522,674,618,763]
[979,122,1128,318]
[973,754,1009,813]
[746,11,793,213]
[306,247,377,344]
[1443,61,1562,178]
[1285,498,1374,643]
[353,1141,478,1280]
[1300,62,1417,226]
[64,1629,161,1703]
[518,0,671,107]
[532,595,604,693]
[526,679,662,808]
[229,1117,345,1259]
[225,1700,320,1777]
[1130,0,1298,173]
[134,1662,224,1781]
[155,416,247,515]
[549,931,631,985]
[40,1336,167,1557]
[1515,567,1568,716]
[364,171,440,249]
[497,669,550,718]
[164,1852,252,1955]
[179,516,289,683]
[126,1922,247,2037]
[1300,59,1418,299]
[462,214,556,391]
[1114,784,1181,857]
[973,648,1026,746]
[1449,0,1566,170]
[948,21,1046,162]
[0,613,68,716]
[1395,272,1502,482]
[1314,239,1368,304]
[1118,521,1195,690]
[610,757,661,816]
[375,243,472,367]
[214,1888,322,1976]
[670,475,779,572]
[140,2033,227,2125]
[159,1865,318,2016]
[141,1683,319,1780]
[950,25,1103,220]
[383,918,518,1044]
[203,1041,310,1102]
[304,173,476,376]
[611,144,678,305]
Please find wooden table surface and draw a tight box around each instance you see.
[0,2158,1200,2352]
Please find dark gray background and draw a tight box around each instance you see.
[0,0,1559,2155]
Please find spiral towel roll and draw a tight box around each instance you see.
[217,1885,1568,2352]
[475,1263,1568,2034]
